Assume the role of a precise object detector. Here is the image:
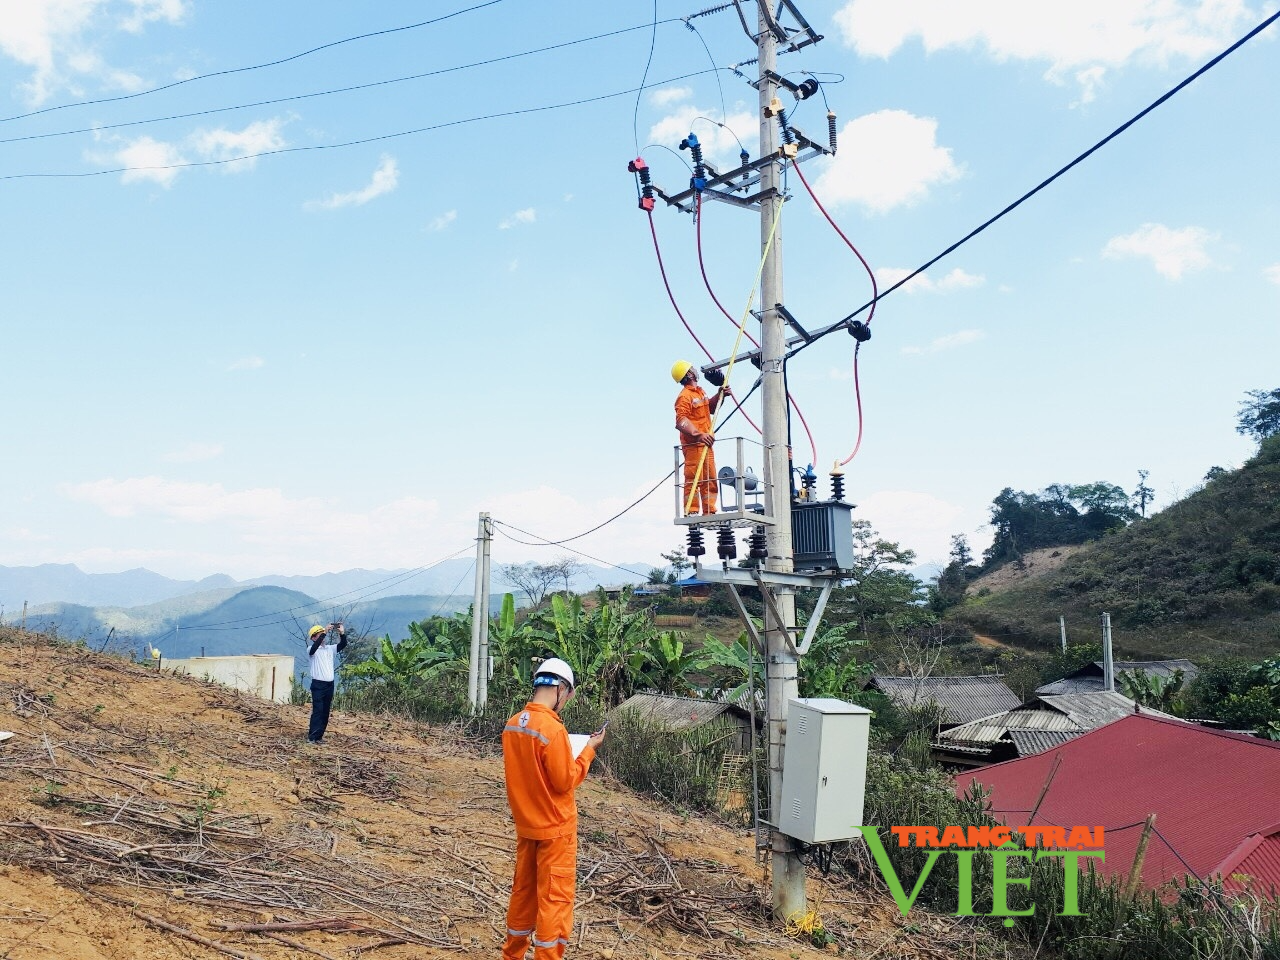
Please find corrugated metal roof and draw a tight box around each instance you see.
[869,675,1022,725]
[1036,659,1199,695]
[955,716,1280,893]
[610,693,747,732]
[1227,834,1280,897]
[1036,690,1180,728]
[941,707,1089,744]
[1006,729,1083,756]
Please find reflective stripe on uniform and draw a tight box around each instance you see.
[504,725,550,745]
[533,936,570,948]
[506,927,533,937]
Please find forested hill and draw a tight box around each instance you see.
[951,435,1280,659]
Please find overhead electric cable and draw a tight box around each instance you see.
[181,545,472,631]
[777,6,1280,365]
[684,20,728,124]
[0,20,688,148]
[0,68,721,181]
[487,471,676,548]
[0,0,509,125]
[491,521,652,580]
[633,0,660,155]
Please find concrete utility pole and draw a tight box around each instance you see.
[1059,614,1067,654]
[1101,612,1115,692]
[756,4,805,921]
[468,512,492,712]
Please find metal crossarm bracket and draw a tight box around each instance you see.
[726,584,765,657]
[794,577,834,655]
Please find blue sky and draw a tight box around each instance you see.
[1,0,1276,583]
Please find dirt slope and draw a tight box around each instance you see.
[0,628,1003,960]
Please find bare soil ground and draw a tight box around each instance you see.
[966,546,1086,596]
[0,628,1014,960]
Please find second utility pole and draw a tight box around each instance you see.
[757,4,805,920]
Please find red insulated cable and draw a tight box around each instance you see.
[647,207,761,435]
[694,191,818,467]
[791,158,873,466]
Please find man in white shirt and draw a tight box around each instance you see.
[306,623,347,744]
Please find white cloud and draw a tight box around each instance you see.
[901,329,985,355]
[647,106,755,166]
[877,265,985,293]
[856,490,968,567]
[305,154,399,210]
[427,210,457,232]
[189,118,286,172]
[120,0,185,33]
[832,0,1257,98]
[1102,222,1216,279]
[112,135,184,186]
[813,110,961,214]
[649,86,692,107]
[226,355,264,372]
[161,442,224,463]
[1264,263,1280,285]
[0,0,186,105]
[499,207,536,230]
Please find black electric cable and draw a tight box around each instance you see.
[491,471,676,548]
[633,0,660,156]
[0,20,688,148]
[491,522,653,580]
[717,7,1280,371]
[0,0,510,125]
[684,19,728,125]
[0,68,723,181]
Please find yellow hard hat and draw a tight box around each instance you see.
[308,625,327,640]
[671,360,693,383]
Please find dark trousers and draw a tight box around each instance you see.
[308,679,335,742]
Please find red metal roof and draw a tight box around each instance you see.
[954,714,1280,894]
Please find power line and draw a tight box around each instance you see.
[179,545,473,631]
[0,0,509,125]
[491,521,653,580]
[633,0,661,156]
[0,20,685,148]
[782,5,1280,365]
[0,68,721,182]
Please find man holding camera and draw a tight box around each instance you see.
[306,623,347,744]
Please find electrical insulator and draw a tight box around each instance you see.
[748,526,768,560]
[830,464,846,502]
[739,148,750,182]
[679,133,707,192]
[777,109,798,159]
[797,77,820,101]
[827,111,838,155]
[627,157,656,212]
[686,526,706,558]
[716,527,738,561]
[848,320,871,343]
[801,464,817,501]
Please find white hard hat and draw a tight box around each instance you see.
[534,657,575,691]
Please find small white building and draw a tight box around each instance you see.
[166,654,296,704]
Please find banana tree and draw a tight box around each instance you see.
[639,631,711,696]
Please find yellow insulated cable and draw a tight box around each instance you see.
[683,194,786,516]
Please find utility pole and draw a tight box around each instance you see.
[756,3,805,921]
[468,512,492,712]
[1059,614,1067,654]
[1101,612,1114,692]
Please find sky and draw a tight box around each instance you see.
[1,0,1277,588]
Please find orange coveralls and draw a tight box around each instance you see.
[502,702,597,960]
[675,382,717,514]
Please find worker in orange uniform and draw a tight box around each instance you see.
[502,657,606,960]
[672,360,731,515]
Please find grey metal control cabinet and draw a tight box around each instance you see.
[779,698,872,844]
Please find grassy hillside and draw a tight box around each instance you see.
[951,435,1280,659]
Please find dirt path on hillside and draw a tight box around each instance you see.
[0,628,1012,960]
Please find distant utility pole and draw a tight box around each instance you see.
[468,512,492,713]
[1059,615,1067,654]
[1101,612,1114,692]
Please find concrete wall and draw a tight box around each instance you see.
[166,654,296,704]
